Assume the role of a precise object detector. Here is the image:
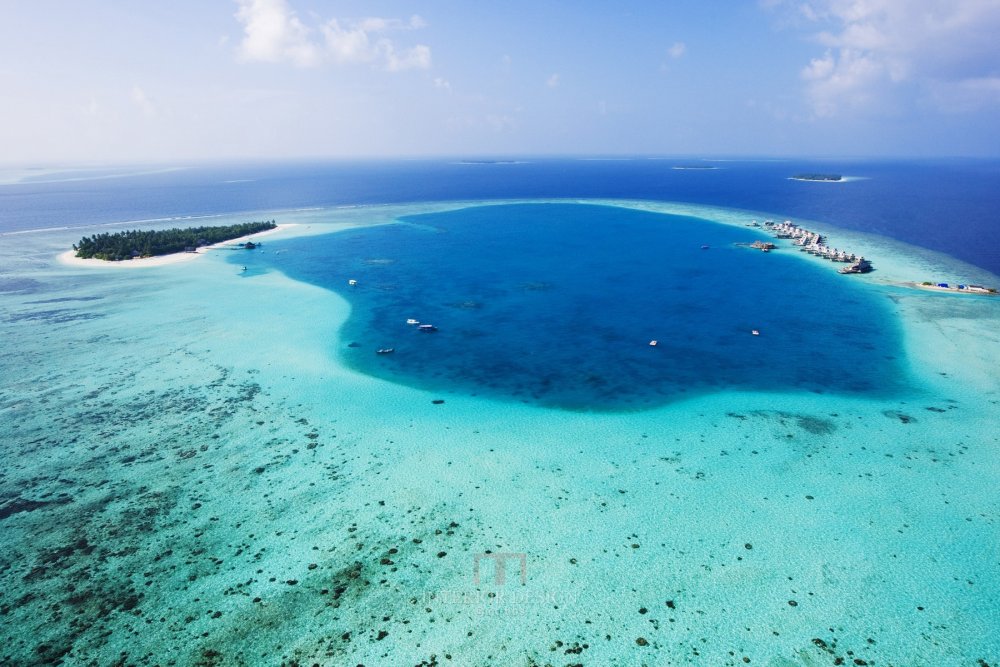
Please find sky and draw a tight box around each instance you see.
[1,0,999,163]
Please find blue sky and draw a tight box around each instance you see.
[2,0,999,163]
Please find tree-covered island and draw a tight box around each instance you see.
[791,173,843,181]
[73,221,277,261]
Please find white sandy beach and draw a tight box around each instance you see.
[56,222,296,268]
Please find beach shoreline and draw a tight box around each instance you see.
[56,223,296,269]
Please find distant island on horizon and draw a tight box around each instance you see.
[72,221,276,261]
[791,173,844,182]
[457,159,527,165]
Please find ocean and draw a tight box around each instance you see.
[3,158,999,276]
[0,158,998,666]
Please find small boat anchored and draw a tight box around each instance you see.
[751,329,760,336]
[376,348,395,355]
[649,340,658,346]
[348,279,358,286]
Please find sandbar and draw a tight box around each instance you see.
[899,281,996,296]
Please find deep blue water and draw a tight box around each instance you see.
[2,158,999,276]
[245,203,906,410]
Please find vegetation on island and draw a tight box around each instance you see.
[73,221,277,261]
[792,173,843,181]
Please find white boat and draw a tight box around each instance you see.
[418,324,438,332]
[406,318,419,325]
[752,329,760,336]
[348,279,357,286]
[649,340,658,346]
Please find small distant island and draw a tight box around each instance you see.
[458,160,525,165]
[73,221,277,261]
[791,173,843,182]
[673,165,719,170]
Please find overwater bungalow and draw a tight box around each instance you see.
[756,217,872,276]
[839,258,873,274]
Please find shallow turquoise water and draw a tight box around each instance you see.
[1,201,998,666]
[243,203,907,410]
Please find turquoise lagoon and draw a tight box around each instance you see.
[247,204,906,410]
[1,199,998,666]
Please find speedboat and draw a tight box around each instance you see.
[406,318,419,325]
[649,340,658,346]
[376,348,395,354]
[751,329,760,336]
[418,324,438,332]
[348,279,357,286]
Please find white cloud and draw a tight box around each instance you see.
[434,77,452,92]
[234,0,320,67]
[234,1,431,71]
[130,86,156,117]
[323,15,430,70]
[383,43,431,72]
[782,0,1000,117]
[546,73,560,88]
[801,51,834,81]
[802,48,886,116]
[661,41,687,72]
[322,19,371,64]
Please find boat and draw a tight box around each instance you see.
[348,279,357,286]
[751,329,760,336]
[701,245,710,250]
[649,340,658,346]
[241,266,247,271]
[418,324,438,332]
[376,348,395,354]
[406,318,419,325]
